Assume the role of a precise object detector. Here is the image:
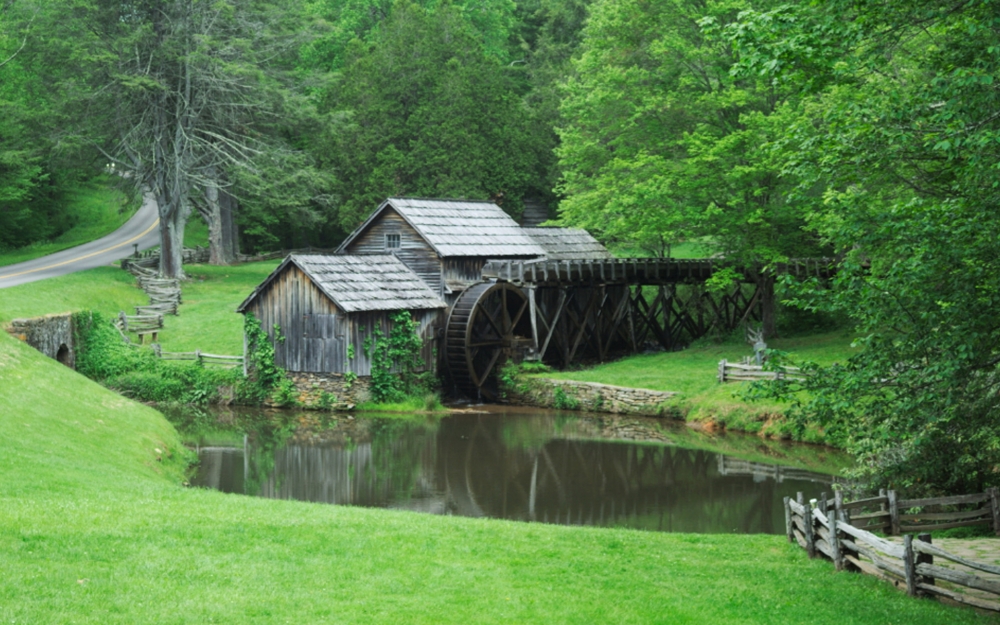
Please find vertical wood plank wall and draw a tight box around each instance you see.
[343,208,444,296]
[245,264,441,375]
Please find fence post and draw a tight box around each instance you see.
[718,359,727,383]
[783,496,793,543]
[989,487,1000,537]
[195,349,202,366]
[888,490,900,535]
[830,516,843,571]
[916,533,934,593]
[819,491,828,518]
[903,534,918,596]
[804,499,816,559]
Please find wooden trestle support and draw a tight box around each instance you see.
[446,257,833,399]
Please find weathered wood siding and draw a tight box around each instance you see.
[343,208,443,296]
[245,264,442,374]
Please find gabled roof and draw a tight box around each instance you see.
[522,227,612,260]
[237,254,446,314]
[337,197,547,258]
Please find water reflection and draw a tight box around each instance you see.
[189,410,835,534]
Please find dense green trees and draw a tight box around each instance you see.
[319,1,544,229]
[731,0,1000,493]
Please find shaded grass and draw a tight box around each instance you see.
[0,178,139,268]
[541,331,858,441]
[2,331,997,625]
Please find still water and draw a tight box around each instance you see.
[170,406,839,534]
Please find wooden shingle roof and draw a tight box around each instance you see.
[522,227,612,260]
[237,254,446,314]
[338,197,546,258]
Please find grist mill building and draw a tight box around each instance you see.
[238,197,612,402]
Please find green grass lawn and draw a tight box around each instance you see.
[0,267,146,324]
[0,178,139,268]
[2,330,996,625]
[542,331,858,440]
[156,260,280,355]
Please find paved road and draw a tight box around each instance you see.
[0,191,160,289]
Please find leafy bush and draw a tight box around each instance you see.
[73,310,245,405]
[553,387,580,410]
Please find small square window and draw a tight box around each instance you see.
[385,233,401,250]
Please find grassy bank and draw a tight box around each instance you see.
[539,332,857,441]
[1,331,994,624]
[0,178,139,268]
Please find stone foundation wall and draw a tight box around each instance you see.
[5,313,75,369]
[287,371,372,408]
[506,377,679,416]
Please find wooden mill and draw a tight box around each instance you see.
[241,197,832,400]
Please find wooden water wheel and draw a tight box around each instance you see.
[445,281,534,400]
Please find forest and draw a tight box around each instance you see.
[2,0,1000,493]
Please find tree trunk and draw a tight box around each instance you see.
[158,196,188,279]
[219,187,240,262]
[201,169,239,265]
[759,271,777,339]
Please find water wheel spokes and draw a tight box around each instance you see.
[446,281,532,400]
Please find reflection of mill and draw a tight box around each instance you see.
[196,414,834,534]
[436,416,832,534]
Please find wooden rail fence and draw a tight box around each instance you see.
[786,488,1000,612]
[151,345,243,369]
[115,311,163,344]
[717,359,804,383]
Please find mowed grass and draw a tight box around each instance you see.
[2,332,996,624]
[543,331,858,439]
[0,178,139,268]
[0,267,146,324]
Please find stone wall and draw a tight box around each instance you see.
[286,371,372,408]
[5,313,75,369]
[506,377,680,416]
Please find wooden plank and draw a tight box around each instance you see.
[844,555,889,581]
[840,496,889,511]
[917,582,1000,612]
[899,493,990,508]
[903,519,993,533]
[991,487,1000,537]
[841,539,907,579]
[916,562,1000,596]
[792,528,807,550]
[837,523,906,558]
[912,540,1000,575]
[788,499,806,515]
[899,508,992,522]
[850,511,891,522]
[815,537,833,559]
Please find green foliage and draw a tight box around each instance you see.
[243,313,289,403]
[552,386,579,410]
[317,391,337,410]
[321,1,544,229]
[72,311,241,404]
[556,0,826,262]
[366,310,428,403]
[721,0,1000,495]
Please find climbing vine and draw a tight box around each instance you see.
[243,313,294,404]
[365,310,426,403]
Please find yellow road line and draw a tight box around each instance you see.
[0,218,160,281]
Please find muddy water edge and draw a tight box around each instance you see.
[158,404,850,535]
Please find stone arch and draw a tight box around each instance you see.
[56,343,72,368]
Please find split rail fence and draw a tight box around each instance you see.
[786,488,1000,612]
[717,359,804,383]
[151,345,243,369]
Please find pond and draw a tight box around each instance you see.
[161,405,846,535]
